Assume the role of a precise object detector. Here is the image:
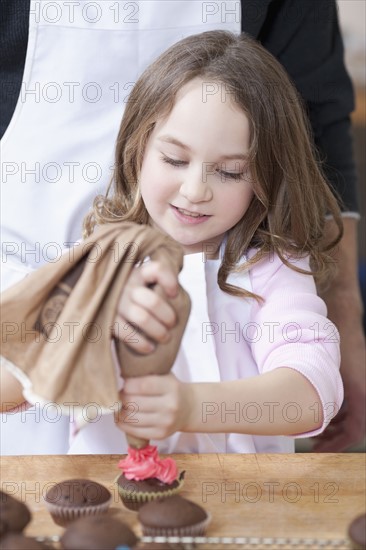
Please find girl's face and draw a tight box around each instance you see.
[139,78,254,257]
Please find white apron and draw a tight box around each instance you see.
[0,1,241,455]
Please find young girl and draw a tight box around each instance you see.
[69,30,343,454]
[2,30,343,454]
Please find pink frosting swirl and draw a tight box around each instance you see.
[118,445,178,484]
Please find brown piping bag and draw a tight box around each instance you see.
[0,222,191,448]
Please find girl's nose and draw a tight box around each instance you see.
[179,168,213,203]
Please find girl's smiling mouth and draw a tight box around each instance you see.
[170,204,211,223]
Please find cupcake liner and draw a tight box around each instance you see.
[140,512,212,537]
[44,496,112,527]
[115,474,185,512]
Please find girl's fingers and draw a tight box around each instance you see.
[113,316,155,354]
[115,300,171,343]
[139,261,179,298]
[120,391,166,415]
[130,286,177,328]
[116,375,183,440]
[115,260,180,351]
[117,408,175,440]
[118,410,161,427]
[116,275,177,340]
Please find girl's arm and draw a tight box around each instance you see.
[119,367,323,440]
[185,368,323,435]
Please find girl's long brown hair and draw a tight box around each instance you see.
[84,31,343,300]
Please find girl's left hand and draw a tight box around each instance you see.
[117,373,194,440]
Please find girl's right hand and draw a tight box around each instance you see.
[114,260,179,354]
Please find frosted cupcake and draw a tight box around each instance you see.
[116,445,185,511]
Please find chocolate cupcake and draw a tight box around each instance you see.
[44,479,111,526]
[0,533,51,549]
[60,515,138,550]
[348,513,366,550]
[116,445,185,511]
[137,495,211,537]
[116,471,185,512]
[0,491,31,538]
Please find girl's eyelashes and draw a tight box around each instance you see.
[219,170,245,181]
[160,155,187,167]
[160,154,245,180]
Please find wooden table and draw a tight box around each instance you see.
[1,454,365,548]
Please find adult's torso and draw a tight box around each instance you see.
[1,0,242,290]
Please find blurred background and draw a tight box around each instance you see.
[296,0,365,453]
[337,0,365,452]
[338,0,365,266]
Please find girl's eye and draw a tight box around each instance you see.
[161,155,187,167]
[218,170,244,181]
